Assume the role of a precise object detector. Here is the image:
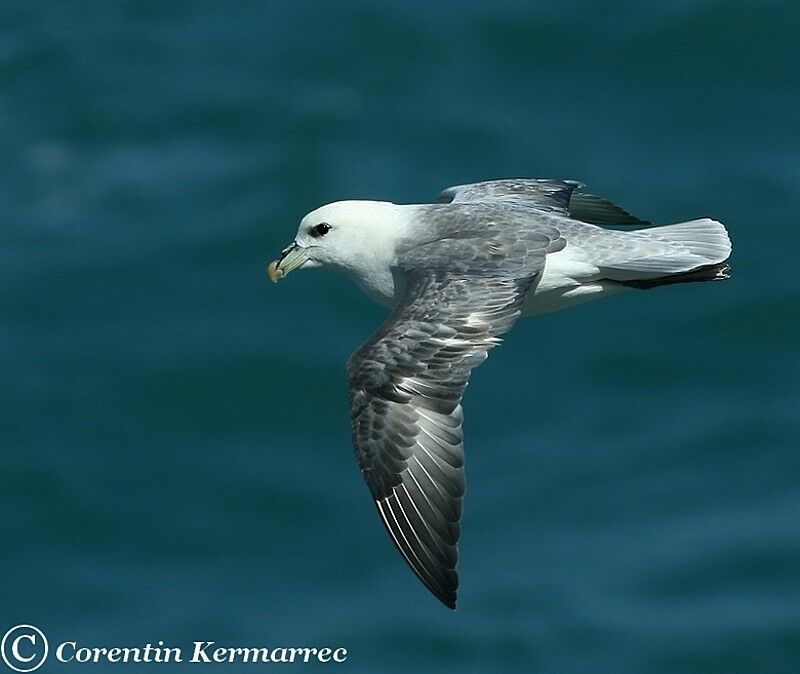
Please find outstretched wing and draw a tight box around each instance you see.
[439,178,582,213]
[439,178,650,226]
[347,230,552,608]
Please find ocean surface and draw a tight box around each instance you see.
[1,1,798,672]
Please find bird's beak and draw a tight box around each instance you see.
[267,243,309,282]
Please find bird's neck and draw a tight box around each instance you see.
[343,203,419,308]
[350,265,399,308]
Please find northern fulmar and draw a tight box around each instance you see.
[267,179,732,609]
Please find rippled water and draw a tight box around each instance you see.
[1,2,798,672]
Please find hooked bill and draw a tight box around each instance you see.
[267,261,284,282]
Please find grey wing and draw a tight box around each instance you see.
[438,178,581,214]
[439,178,650,225]
[348,262,543,608]
[567,193,651,226]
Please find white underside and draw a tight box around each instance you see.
[522,245,624,316]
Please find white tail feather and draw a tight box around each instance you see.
[603,218,731,279]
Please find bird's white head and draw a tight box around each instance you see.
[268,200,412,290]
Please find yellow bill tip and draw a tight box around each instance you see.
[267,260,283,283]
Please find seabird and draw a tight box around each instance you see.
[267,179,732,609]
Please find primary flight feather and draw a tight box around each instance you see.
[268,178,732,609]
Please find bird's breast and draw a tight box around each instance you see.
[351,265,400,308]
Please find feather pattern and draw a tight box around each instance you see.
[438,177,650,225]
[347,221,556,608]
[328,178,731,608]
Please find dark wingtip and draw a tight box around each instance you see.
[440,595,457,610]
[428,574,457,610]
[430,581,457,610]
[568,192,651,226]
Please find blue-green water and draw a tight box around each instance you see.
[1,2,799,672]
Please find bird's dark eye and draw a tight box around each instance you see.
[310,223,331,238]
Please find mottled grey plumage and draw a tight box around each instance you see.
[438,177,583,210]
[439,177,650,225]
[333,178,731,609]
[347,274,530,608]
[436,179,727,278]
[348,182,569,608]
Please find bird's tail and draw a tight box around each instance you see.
[602,218,732,289]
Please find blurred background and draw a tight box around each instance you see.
[1,1,798,672]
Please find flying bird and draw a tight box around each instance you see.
[267,179,732,609]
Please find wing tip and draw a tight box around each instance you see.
[375,495,461,611]
[421,574,459,610]
[427,576,458,609]
[568,192,652,226]
[439,594,457,610]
